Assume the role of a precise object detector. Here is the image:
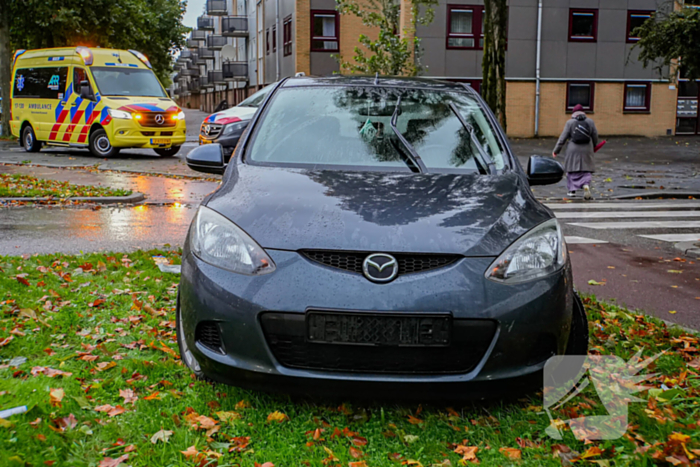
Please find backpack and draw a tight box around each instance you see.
[570,116,591,145]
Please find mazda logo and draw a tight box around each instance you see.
[362,253,398,283]
[155,114,165,125]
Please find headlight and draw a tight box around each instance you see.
[486,219,566,284]
[107,109,132,119]
[173,111,185,121]
[222,121,249,135]
[190,206,276,276]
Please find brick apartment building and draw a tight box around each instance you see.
[173,0,700,137]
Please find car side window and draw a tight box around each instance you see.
[73,68,92,95]
[13,67,68,99]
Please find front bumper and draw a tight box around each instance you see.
[108,119,186,148]
[179,247,574,398]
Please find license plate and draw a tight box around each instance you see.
[151,138,171,145]
[306,311,451,346]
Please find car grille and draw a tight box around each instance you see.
[195,322,223,353]
[200,123,223,139]
[301,250,461,276]
[139,111,177,128]
[260,312,496,375]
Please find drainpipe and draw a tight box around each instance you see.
[534,0,543,137]
[275,0,280,80]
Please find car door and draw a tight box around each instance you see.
[60,67,91,143]
[38,66,69,142]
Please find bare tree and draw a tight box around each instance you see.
[482,0,508,132]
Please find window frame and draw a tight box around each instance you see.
[283,15,293,56]
[566,81,595,112]
[266,28,270,55]
[623,82,651,113]
[272,25,277,52]
[568,9,598,43]
[626,10,654,43]
[446,4,484,50]
[310,10,340,53]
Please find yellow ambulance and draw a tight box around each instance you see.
[10,47,186,157]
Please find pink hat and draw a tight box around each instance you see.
[572,104,584,113]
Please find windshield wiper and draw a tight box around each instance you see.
[448,103,496,175]
[390,94,427,174]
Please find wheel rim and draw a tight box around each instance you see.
[24,131,33,148]
[178,309,201,373]
[95,135,112,154]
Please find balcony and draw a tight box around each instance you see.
[222,16,248,37]
[186,39,201,48]
[206,0,227,16]
[201,74,214,88]
[180,68,198,76]
[189,79,200,92]
[197,47,215,63]
[197,15,215,30]
[207,35,227,50]
[186,58,199,70]
[223,62,248,80]
[179,49,192,60]
[191,29,207,41]
[208,70,226,84]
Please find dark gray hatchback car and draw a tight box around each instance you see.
[178,76,588,398]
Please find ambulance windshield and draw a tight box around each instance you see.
[91,67,167,98]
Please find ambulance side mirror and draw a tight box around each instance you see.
[79,80,93,100]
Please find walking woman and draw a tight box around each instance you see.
[552,104,599,200]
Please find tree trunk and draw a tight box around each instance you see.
[482,0,507,132]
[0,0,12,137]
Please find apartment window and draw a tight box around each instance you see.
[569,9,597,42]
[447,5,484,49]
[627,10,653,42]
[266,28,270,55]
[567,82,594,111]
[624,82,651,112]
[311,10,339,52]
[272,25,277,52]
[283,16,292,56]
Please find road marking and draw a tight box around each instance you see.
[546,202,700,210]
[639,233,700,242]
[569,221,700,229]
[565,236,609,244]
[556,211,700,219]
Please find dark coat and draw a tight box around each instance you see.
[553,112,599,173]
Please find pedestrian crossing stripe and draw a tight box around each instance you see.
[639,234,700,242]
[568,221,700,229]
[556,211,700,219]
[565,236,609,244]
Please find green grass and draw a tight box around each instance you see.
[1,250,699,466]
[0,173,132,199]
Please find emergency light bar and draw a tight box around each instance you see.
[75,46,94,65]
[128,49,152,69]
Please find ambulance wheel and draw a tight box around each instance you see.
[89,129,120,158]
[154,146,181,157]
[22,126,41,153]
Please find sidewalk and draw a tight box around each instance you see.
[511,136,700,201]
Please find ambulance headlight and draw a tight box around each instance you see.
[108,109,133,120]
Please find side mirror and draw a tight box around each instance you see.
[186,143,226,175]
[79,80,92,100]
[527,155,564,186]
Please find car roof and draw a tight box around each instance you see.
[280,75,477,94]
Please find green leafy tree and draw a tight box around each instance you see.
[633,2,700,81]
[482,0,508,132]
[0,0,188,136]
[334,0,437,76]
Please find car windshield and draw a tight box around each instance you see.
[247,86,507,173]
[238,84,274,108]
[90,67,167,97]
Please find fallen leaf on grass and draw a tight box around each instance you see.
[500,447,522,460]
[580,446,604,459]
[407,415,423,425]
[31,367,72,378]
[0,336,13,347]
[228,436,251,452]
[98,454,128,467]
[349,462,368,467]
[95,405,125,417]
[95,361,116,372]
[119,389,138,405]
[669,310,677,315]
[349,447,364,458]
[267,411,288,423]
[144,391,160,401]
[255,463,275,467]
[49,388,64,407]
[667,270,683,274]
[150,429,173,444]
[454,445,478,462]
[588,280,606,286]
[216,411,242,422]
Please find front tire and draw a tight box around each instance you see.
[154,146,181,157]
[176,295,205,379]
[22,126,41,153]
[89,129,120,158]
[566,292,589,355]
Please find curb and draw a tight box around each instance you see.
[674,241,700,258]
[0,161,219,180]
[610,191,700,200]
[0,192,145,205]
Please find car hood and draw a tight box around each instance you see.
[204,106,257,123]
[206,165,553,256]
[101,96,179,113]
